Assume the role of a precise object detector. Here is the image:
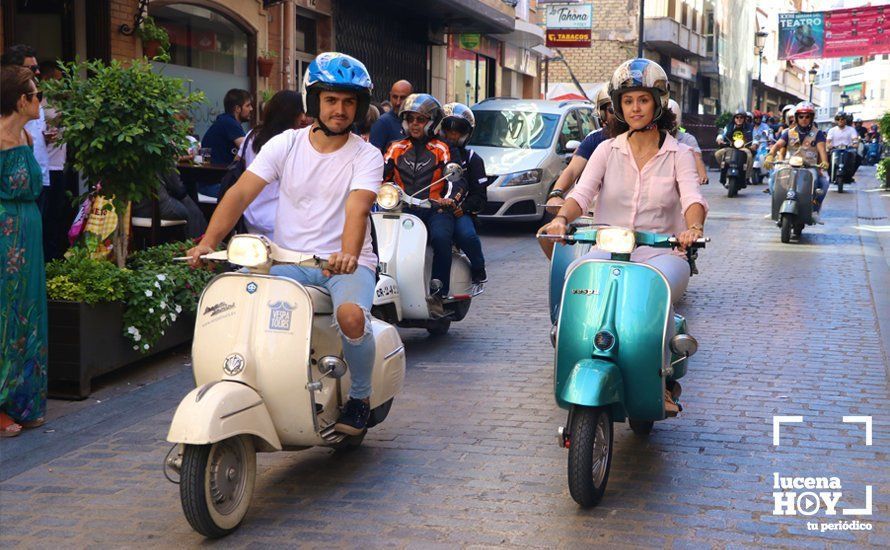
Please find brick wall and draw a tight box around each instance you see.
[111,0,140,61]
[266,4,283,91]
[541,0,638,84]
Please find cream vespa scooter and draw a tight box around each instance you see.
[370,164,481,335]
[164,235,406,538]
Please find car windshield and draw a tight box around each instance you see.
[469,110,560,149]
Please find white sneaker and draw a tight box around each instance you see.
[812,211,821,224]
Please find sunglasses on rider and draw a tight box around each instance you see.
[600,105,614,115]
[26,90,43,102]
[734,115,746,119]
[797,113,814,119]
[28,64,39,74]
[404,114,430,124]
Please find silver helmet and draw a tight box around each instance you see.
[595,86,612,111]
[400,93,443,138]
[438,102,476,146]
[608,58,670,124]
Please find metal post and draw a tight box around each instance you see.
[809,81,814,102]
[544,59,549,98]
[756,52,763,111]
[638,0,645,58]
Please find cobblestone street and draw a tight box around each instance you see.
[1,168,889,548]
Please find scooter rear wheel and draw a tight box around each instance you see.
[628,419,654,435]
[567,406,613,507]
[427,319,451,336]
[180,435,256,538]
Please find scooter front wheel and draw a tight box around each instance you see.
[567,406,613,507]
[180,435,256,538]
[780,215,793,243]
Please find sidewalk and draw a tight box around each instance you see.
[855,165,890,371]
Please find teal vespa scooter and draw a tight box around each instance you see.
[543,226,707,507]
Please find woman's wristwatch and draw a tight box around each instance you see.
[548,189,566,200]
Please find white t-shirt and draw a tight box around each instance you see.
[247,127,383,270]
[241,131,278,240]
[44,104,66,172]
[675,130,701,153]
[826,125,859,148]
[24,106,50,186]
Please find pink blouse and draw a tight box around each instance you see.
[567,132,708,261]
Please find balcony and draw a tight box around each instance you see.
[643,17,707,59]
[839,64,867,86]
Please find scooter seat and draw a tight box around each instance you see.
[305,285,334,315]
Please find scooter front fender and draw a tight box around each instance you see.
[780,199,798,216]
[167,381,282,451]
[560,359,624,409]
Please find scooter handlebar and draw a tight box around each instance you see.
[667,237,710,248]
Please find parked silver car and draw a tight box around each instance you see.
[468,98,600,222]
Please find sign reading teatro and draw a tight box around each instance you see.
[778,5,889,60]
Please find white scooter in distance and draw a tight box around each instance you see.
[165,235,406,538]
[371,163,482,335]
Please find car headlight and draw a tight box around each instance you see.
[376,183,402,210]
[733,138,745,148]
[500,169,542,187]
[227,235,270,268]
[596,227,636,254]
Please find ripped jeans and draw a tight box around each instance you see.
[269,264,376,399]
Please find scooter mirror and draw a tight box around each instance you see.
[444,163,464,182]
[319,356,348,379]
[669,334,699,357]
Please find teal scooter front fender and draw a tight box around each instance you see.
[560,359,624,411]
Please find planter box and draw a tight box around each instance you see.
[48,300,194,399]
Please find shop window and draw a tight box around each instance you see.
[295,15,317,53]
[152,4,248,76]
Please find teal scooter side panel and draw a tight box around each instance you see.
[671,314,688,380]
[549,239,594,324]
[555,260,671,421]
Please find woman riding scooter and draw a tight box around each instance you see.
[537,58,708,413]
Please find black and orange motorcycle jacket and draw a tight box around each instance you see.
[383,137,467,202]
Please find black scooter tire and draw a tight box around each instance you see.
[727,176,739,198]
[780,215,792,243]
[628,419,654,435]
[837,181,844,193]
[567,407,613,507]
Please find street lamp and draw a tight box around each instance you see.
[840,91,850,108]
[808,64,818,102]
[754,31,768,111]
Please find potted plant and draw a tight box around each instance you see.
[879,111,890,189]
[44,241,220,398]
[137,16,171,59]
[258,49,277,78]
[43,58,204,267]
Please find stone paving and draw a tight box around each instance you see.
[1,168,889,548]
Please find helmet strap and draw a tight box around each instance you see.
[313,119,351,137]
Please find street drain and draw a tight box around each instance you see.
[857,216,887,220]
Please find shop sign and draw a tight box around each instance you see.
[502,44,536,76]
[670,58,697,81]
[545,3,593,30]
[546,29,592,48]
[460,34,482,51]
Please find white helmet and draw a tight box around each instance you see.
[668,98,682,126]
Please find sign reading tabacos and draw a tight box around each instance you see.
[546,3,593,48]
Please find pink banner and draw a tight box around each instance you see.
[823,5,890,58]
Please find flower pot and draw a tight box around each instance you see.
[47,300,194,399]
[257,57,274,78]
[143,39,163,58]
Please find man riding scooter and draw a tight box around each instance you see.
[186,52,384,436]
[384,93,467,305]
[715,108,755,187]
[764,101,830,221]
[826,111,860,186]
[438,102,488,284]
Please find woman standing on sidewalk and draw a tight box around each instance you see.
[1,65,48,437]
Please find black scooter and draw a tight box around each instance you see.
[829,147,854,193]
[720,139,754,198]
[771,157,819,243]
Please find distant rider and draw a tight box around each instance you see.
[438,102,488,284]
[764,101,830,221]
[668,99,709,185]
[826,111,860,184]
[715,107,755,186]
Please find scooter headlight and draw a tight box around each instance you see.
[788,156,805,168]
[733,138,745,148]
[227,235,270,268]
[376,183,402,210]
[596,227,636,254]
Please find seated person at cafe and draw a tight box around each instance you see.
[199,88,253,196]
[133,170,208,239]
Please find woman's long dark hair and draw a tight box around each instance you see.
[251,90,304,154]
[609,100,677,139]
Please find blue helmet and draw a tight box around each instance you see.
[302,52,373,123]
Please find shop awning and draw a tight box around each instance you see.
[494,19,545,50]
[387,0,516,34]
